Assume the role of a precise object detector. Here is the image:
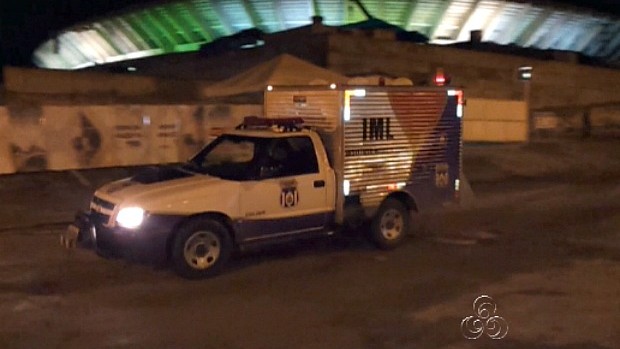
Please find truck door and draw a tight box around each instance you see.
[238,136,329,242]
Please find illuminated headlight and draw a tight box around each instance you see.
[116,207,145,229]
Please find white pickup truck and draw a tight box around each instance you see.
[62,85,463,279]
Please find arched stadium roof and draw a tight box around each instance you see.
[33,0,620,70]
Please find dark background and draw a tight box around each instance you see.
[1,0,619,70]
[0,0,154,69]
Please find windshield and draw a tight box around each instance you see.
[187,135,268,181]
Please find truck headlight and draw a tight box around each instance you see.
[116,207,145,229]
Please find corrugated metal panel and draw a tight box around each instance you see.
[191,0,230,36]
[434,0,476,40]
[169,3,209,42]
[512,6,544,45]
[407,0,446,34]
[596,22,620,57]
[583,20,618,56]
[457,0,499,42]
[60,40,90,67]
[344,90,449,207]
[217,0,254,33]
[252,0,283,31]
[382,0,409,25]
[484,3,525,43]
[525,11,565,47]
[93,22,128,54]
[153,6,189,44]
[570,18,604,52]
[315,0,344,26]
[106,20,143,52]
[280,0,313,28]
[357,0,409,25]
[80,30,116,58]
[552,14,585,50]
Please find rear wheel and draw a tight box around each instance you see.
[369,198,410,249]
[171,218,233,279]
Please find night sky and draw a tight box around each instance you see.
[0,0,154,69]
[1,0,619,71]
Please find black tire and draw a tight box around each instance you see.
[171,217,233,279]
[369,198,410,250]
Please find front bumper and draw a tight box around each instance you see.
[61,210,184,266]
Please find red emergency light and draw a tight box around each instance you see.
[434,68,451,86]
[435,75,446,86]
[435,68,445,86]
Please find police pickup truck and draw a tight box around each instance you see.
[62,85,463,279]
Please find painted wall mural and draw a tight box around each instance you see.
[73,113,102,167]
[0,103,261,175]
[3,104,48,172]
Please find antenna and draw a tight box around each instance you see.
[351,0,373,19]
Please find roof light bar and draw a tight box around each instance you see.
[237,116,305,130]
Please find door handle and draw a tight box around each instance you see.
[314,180,325,188]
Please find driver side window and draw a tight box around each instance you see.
[203,139,254,166]
[259,137,318,179]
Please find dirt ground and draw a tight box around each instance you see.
[0,139,619,349]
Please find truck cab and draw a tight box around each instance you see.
[63,118,353,279]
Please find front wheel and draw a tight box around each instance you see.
[369,198,410,249]
[171,218,233,279]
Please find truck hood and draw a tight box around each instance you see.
[95,165,239,214]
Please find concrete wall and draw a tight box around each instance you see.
[2,66,208,101]
[3,67,158,96]
[327,33,620,110]
[463,99,528,142]
[0,103,260,174]
[532,104,620,138]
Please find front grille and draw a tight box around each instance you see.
[90,195,117,226]
[91,210,112,226]
[92,196,115,211]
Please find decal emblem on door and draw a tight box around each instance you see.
[280,187,299,208]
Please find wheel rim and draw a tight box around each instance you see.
[183,230,221,270]
[379,208,404,240]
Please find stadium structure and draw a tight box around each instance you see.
[32,0,620,71]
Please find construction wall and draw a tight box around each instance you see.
[0,96,534,175]
[0,104,260,174]
[463,99,528,142]
[3,67,159,96]
[532,104,620,138]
